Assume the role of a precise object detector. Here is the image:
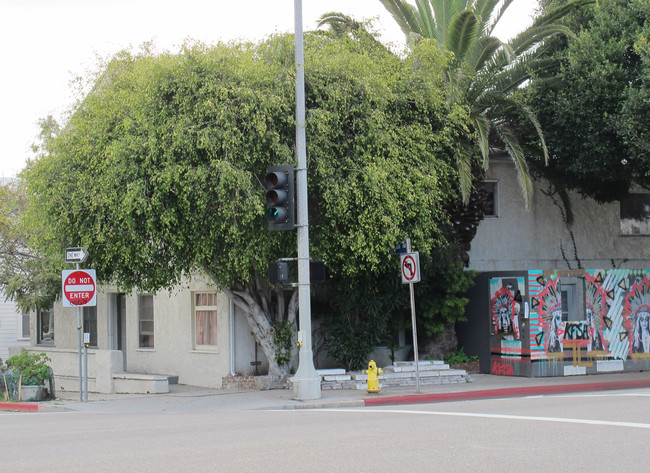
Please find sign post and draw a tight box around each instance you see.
[62,252,96,401]
[400,240,422,393]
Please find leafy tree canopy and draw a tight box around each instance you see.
[364,0,594,206]
[20,32,468,375]
[0,178,59,312]
[525,0,650,202]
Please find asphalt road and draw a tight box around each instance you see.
[2,389,649,472]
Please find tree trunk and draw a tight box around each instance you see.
[419,324,458,360]
[216,273,300,382]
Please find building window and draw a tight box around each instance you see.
[620,193,650,235]
[194,292,218,348]
[83,306,98,347]
[19,311,30,340]
[138,295,154,348]
[37,307,54,345]
[480,181,498,217]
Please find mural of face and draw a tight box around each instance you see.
[624,277,650,356]
[498,306,511,332]
[491,286,515,336]
[551,309,562,329]
[586,307,594,326]
[547,308,563,352]
[635,311,650,353]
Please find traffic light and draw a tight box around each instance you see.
[310,260,326,284]
[269,261,289,284]
[264,165,295,231]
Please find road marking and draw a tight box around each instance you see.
[308,408,650,430]
[538,392,650,399]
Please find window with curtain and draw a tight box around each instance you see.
[37,307,54,345]
[194,292,218,348]
[138,295,154,348]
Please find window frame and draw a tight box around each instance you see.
[620,193,650,236]
[18,310,30,341]
[480,180,499,218]
[37,307,54,345]
[192,292,219,351]
[138,294,155,349]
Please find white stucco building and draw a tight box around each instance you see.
[458,158,650,377]
[14,276,265,393]
[0,291,29,363]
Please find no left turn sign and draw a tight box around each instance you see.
[401,252,421,284]
[62,269,97,307]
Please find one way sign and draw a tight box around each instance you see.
[65,247,88,263]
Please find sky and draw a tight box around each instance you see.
[0,0,537,178]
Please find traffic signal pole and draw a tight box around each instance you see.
[292,0,321,401]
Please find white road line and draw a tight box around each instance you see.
[538,392,650,399]
[305,408,650,430]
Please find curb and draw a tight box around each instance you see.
[0,401,40,412]
[363,379,650,407]
[283,399,366,410]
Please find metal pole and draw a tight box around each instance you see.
[77,262,83,402]
[83,343,88,402]
[409,282,421,394]
[292,0,321,401]
[406,239,421,393]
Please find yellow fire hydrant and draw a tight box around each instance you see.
[364,360,383,393]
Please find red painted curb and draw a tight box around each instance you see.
[364,379,650,407]
[0,402,39,412]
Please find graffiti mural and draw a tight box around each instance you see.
[491,287,515,335]
[534,274,563,353]
[489,278,523,339]
[596,269,650,361]
[623,276,650,358]
[585,272,609,352]
[527,270,650,361]
[491,269,650,377]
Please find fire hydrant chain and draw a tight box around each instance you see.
[364,360,383,393]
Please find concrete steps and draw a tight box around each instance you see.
[318,360,470,390]
[112,373,170,394]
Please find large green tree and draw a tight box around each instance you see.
[0,183,60,312]
[525,0,650,202]
[333,0,593,205]
[21,33,467,378]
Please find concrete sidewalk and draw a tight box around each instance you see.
[3,371,650,413]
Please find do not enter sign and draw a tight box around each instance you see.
[62,269,97,307]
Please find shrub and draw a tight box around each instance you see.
[5,352,52,385]
[444,347,478,365]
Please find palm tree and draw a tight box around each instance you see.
[321,0,593,205]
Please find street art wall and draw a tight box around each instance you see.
[490,269,650,377]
